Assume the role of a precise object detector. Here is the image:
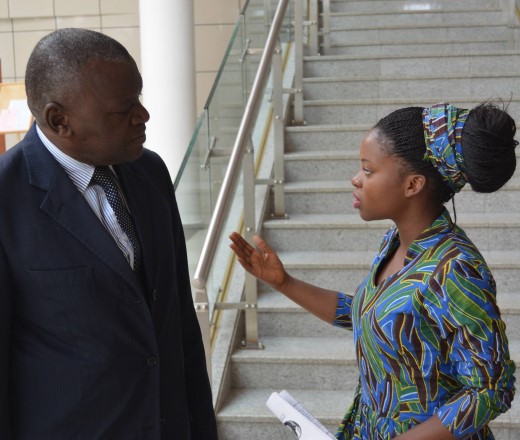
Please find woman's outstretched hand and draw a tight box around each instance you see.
[229,232,288,290]
[230,232,339,323]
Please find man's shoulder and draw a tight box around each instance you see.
[0,139,28,178]
[0,124,42,167]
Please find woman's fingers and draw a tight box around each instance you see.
[229,232,260,271]
[229,232,253,258]
[229,232,287,288]
[229,232,269,272]
[252,235,273,256]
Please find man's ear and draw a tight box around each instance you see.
[404,174,426,198]
[42,103,72,137]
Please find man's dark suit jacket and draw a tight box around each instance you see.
[0,125,218,439]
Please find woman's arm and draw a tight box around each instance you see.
[397,415,454,439]
[229,233,339,323]
[417,258,515,438]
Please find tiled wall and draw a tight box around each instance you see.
[0,0,140,83]
[0,0,245,112]
[194,0,245,110]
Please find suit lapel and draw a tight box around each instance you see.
[22,127,142,298]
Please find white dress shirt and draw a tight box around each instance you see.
[36,125,136,268]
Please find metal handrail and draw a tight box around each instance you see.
[193,0,291,291]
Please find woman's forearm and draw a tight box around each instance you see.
[277,274,339,323]
[396,415,454,440]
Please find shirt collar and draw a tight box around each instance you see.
[405,209,454,264]
[36,124,95,194]
[378,209,454,266]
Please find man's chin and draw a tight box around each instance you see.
[125,144,145,162]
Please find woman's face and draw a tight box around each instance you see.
[351,130,410,222]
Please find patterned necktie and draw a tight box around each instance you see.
[91,166,141,271]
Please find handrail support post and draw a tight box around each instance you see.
[242,137,260,345]
[271,43,287,218]
[292,0,305,124]
[194,287,212,383]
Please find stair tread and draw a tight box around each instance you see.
[231,336,355,363]
[328,39,510,49]
[218,388,350,422]
[258,289,520,314]
[284,178,520,191]
[276,249,520,268]
[329,22,508,31]
[218,387,520,424]
[329,9,501,17]
[285,150,359,160]
[302,96,520,106]
[232,335,520,363]
[304,49,520,62]
[285,123,371,132]
[263,212,520,229]
[303,72,520,82]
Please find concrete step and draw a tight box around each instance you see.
[329,0,500,14]
[284,149,359,182]
[256,288,520,339]
[257,290,348,337]
[285,124,369,152]
[231,335,520,390]
[328,9,504,29]
[217,388,351,439]
[230,336,358,390]
[303,73,520,101]
[284,148,520,184]
[217,384,520,440]
[323,40,511,57]
[301,97,520,125]
[283,179,520,216]
[262,213,520,253]
[263,248,520,294]
[303,51,520,78]
[328,24,510,46]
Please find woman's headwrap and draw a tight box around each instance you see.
[422,103,469,193]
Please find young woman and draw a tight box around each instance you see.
[229,103,517,439]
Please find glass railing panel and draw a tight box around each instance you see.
[204,15,247,216]
[174,109,212,282]
[175,0,296,321]
[202,2,295,319]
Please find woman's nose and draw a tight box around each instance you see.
[351,171,361,188]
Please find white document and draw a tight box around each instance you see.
[266,390,336,439]
[0,99,32,133]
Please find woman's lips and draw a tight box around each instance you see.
[353,193,360,209]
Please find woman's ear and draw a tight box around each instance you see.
[404,174,426,198]
[42,103,72,137]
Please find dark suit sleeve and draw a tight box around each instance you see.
[166,177,218,438]
[0,243,12,438]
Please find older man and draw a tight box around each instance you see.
[0,28,218,439]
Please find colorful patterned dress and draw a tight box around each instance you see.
[333,209,515,439]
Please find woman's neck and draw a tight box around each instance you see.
[394,204,444,251]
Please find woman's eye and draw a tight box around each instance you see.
[363,168,373,176]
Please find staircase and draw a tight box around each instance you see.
[215,1,520,438]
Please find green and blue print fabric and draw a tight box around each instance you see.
[333,209,515,439]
